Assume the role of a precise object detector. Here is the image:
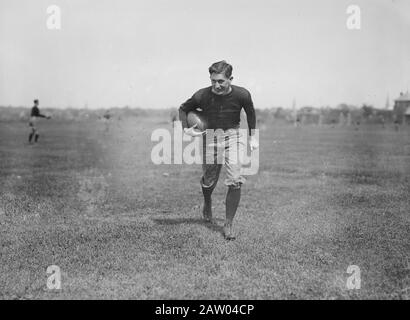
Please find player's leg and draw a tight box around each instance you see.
[29,128,34,143]
[201,164,222,222]
[201,133,222,222]
[33,125,40,143]
[30,128,37,143]
[224,185,241,239]
[28,121,35,143]
[223,129,246,240]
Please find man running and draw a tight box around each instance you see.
[179,60,258,240]
[29,99,51,143]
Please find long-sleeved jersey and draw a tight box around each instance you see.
[180,85,256,135]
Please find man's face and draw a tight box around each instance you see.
[210,73,232,95]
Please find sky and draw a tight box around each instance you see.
[1,0,409,109]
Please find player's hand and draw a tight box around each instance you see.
[249,135,259,151]
[183,124,205,137]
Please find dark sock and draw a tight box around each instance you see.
[34,134,39,142]
[29,133,33,142]
[202,186,214,217]
[225,187,241,225]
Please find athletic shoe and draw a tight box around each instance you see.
[202,203,215,224]
[223,223,236,240]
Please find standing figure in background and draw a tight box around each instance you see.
[29,99,51,144]
[380,116,385,129]
[103,110,112,132]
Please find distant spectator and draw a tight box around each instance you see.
[394,119,400,131]
[102,110,112,132]
[380,116,385,129]
[28,99,51,143]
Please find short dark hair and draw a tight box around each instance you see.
[208,60,233,78]
[34,99,39,104]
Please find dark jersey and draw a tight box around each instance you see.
[180,85,256,135]
[31,106,46,118]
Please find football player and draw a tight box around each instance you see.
[179,60,258,240]
[28,99,51,143]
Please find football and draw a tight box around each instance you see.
[187,110,207,131]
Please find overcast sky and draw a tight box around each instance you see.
[1,0,409,109]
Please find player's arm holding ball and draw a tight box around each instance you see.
[179,93,205,137]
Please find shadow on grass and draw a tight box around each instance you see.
[152,217,225,237]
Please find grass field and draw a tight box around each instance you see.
[0,117,409,299]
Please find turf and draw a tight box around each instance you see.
[0,118,409,299]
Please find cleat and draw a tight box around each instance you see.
[223,224,236,240]
[203,215,216,224]
[202,202,215,223]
